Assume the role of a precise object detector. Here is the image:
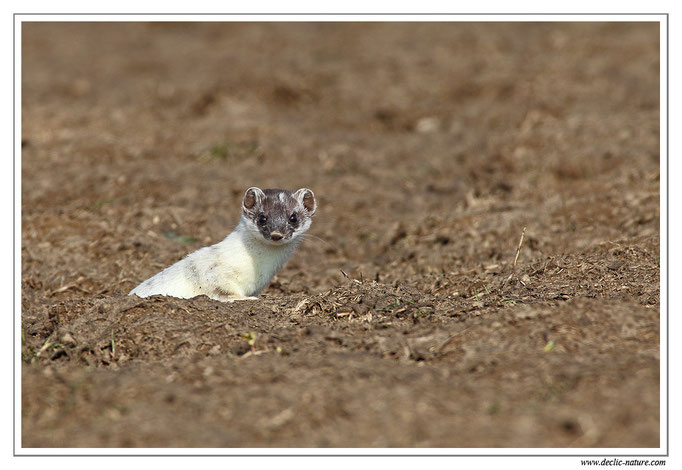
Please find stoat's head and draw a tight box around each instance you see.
[241,187,317,245]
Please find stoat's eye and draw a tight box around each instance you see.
[288,213,298,225]
[257,214,267,226]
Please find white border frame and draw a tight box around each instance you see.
[13,12,669,463]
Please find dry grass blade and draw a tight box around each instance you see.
[512,226,526,270]
[503,226,527,286]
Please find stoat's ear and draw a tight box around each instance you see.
[294,188,316,216]
[242,187,265,212]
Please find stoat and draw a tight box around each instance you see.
[129,187,317,302]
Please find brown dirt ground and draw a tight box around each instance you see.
[20,22,660,449]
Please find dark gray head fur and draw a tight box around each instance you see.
[241,187,317,245]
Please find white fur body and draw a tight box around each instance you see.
[129,219,302,301]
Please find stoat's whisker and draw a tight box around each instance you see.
[299,233,333,248]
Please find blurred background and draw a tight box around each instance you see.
[21,22,660,448]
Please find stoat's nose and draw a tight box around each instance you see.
[270,231,283,241]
